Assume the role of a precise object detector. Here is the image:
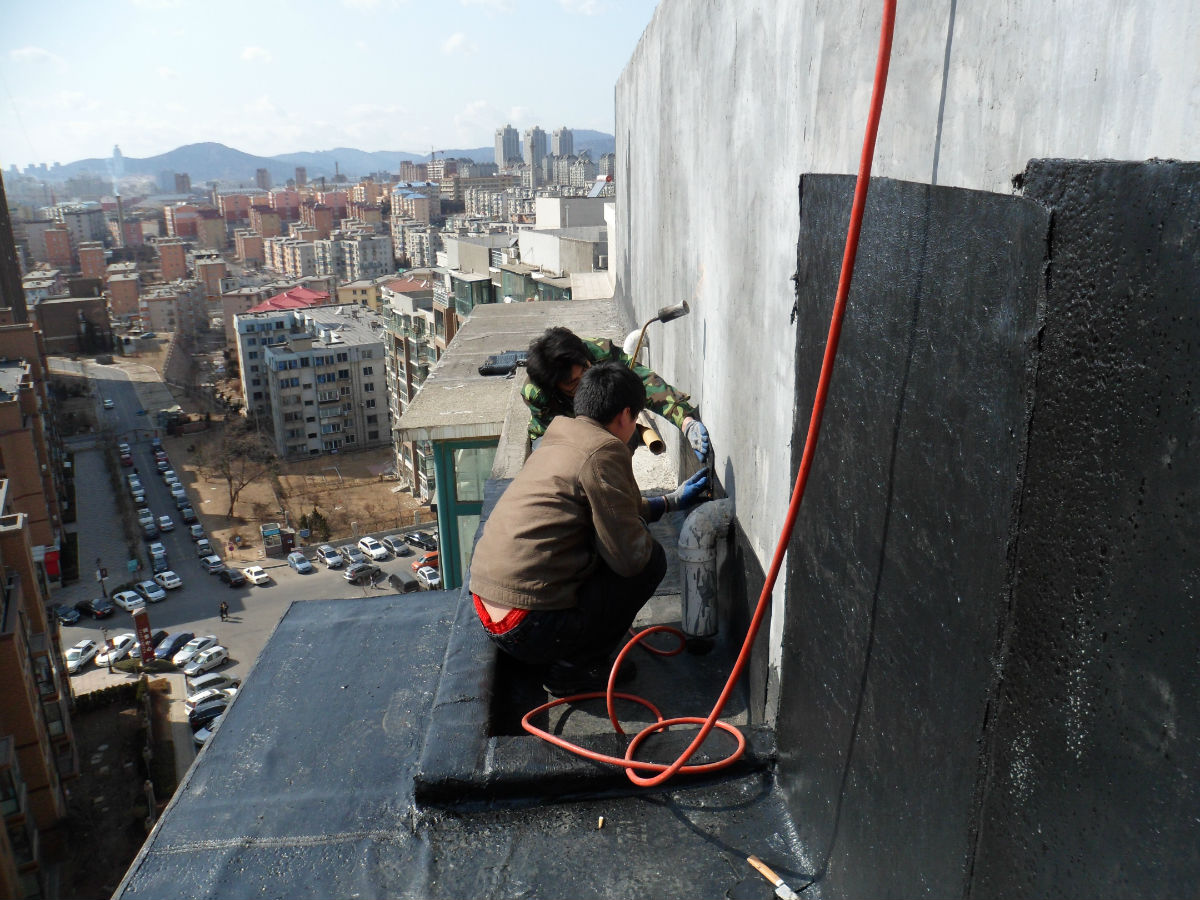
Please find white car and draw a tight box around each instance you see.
[96,633,136,665]
[193,713,224,746]
[357,536,389,561]
[66,639,99,674]
[183,646,229,676]
[148,541,167,558]
[135,580,167,603]
[103,398,114,409]
[184,685,237,713]
[174,635,219,667]
[111,589,144,612]
[137,507,155,526]
[242,566,271,585]
[157,515,175,532]
[416,565,442,589]
[154,570,183,590]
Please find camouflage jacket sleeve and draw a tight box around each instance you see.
[586,338,699,430]
[521,382,556,441]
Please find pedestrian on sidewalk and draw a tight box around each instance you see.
[219,600,229,622]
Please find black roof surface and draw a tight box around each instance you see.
[115,590,806,899]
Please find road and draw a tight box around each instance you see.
[56,354,440,775]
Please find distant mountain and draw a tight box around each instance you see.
[45,132,617,186]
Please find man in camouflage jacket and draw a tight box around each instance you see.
[521,327,710,459]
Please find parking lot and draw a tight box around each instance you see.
[60,363,440,773]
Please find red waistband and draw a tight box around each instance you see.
[472,593,528,634]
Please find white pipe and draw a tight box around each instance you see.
[678,499,735,650]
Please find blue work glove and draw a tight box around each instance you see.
[664,467,709,512]
[684,418,710,460]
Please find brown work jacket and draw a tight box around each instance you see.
[469,415,656,611]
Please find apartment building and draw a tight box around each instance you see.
[250,305,391,458]
[42,227,72,270]
[249,206,281,238]
[0,496,76,900]
[220,280,332,345]
[77,242,105,280]
[234,229,264,267]
[156,238,188,282]
[139,280,205,335]
[195,209,226,250]
[163,203,199,238]
[381,287,438,498]
[106,273,140,319]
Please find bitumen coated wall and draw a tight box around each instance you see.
[777,163,1198,898]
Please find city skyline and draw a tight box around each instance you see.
[0,0,660,171]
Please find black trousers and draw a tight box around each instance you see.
[486,540,667,667]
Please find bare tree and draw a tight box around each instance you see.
[197,421,279,517]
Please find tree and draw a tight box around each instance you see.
[197,421,279,517]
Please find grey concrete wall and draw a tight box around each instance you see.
[614,0,1200,696]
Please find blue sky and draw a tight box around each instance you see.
[0,0,660,168]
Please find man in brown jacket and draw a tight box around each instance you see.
[470,362,709,695]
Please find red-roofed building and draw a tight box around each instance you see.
[247,286,330,313]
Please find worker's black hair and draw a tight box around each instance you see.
[526,327,590,395]
[574,361,645,424]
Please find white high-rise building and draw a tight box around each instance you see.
[551,127,574,157]
[523,126,547,169]
[494,124,520,167]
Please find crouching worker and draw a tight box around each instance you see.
[470,361,710,696]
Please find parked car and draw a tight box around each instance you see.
[180,506,198,524]
[175,493,192,510]
[150,554,170,575]
[127,475,142,491]
[148,542,167,558]
[188,698,229,730]
[155,631,195,661]
[137,507,156,527]
[103,398,114,409]
[286,551,313,574]
[218,568,247,588]
[96,633,137,666]
[174,635,219,668]
[111,589,144,612]
[151,437,164,451]
[135,580,167,603]
[242,566,271,585]
[161,469,177,484]
[130,630,169,659]
[315,545,343,568]
[339,545,367,566]
[357,536,389,561]
[380,535,412,557]
[387,571,421,593]
[343,562,381,584]
[195,538,214,557]
[188,523,205,541]
[118,442,131,455]
[193,713,224,746]
[141,522,159,540]
[186,672,237,696]
[201,555,224,573]
[131,487,145,504]
[415,566,442,590]
[157,514,175,532]
[156,458,170,473]
[154,570,183,590]
[120,452,134,467]
[405,531,438,552]
[183,645,229,676]
[66,639,99,674]
[52,603,81,625]
[74,597,115,619]
[411,551,440,573]
[184,685,236,713]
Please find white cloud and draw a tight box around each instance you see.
[459,0,515,13]
[559,0,604,12]
[9,47,65,66]
[128,0,183,8]
[157,66,179,80]
[241,46,274,63]
[243,95,278,116]
[441,32,478,55]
